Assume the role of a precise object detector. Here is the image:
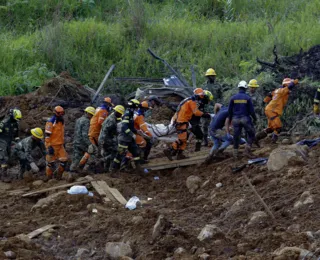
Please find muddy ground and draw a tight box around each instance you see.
[1,139,320,260]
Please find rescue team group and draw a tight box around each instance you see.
[0,68,319,181]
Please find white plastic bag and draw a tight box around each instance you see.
[67,185,93,196]
[125,196,141,210]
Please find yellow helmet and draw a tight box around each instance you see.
[204,90,214,101]
[248,79,259,88]
[128,99,140,108]
[13,109,22,121]
[31,127,44,139]
[114,105,125,115]
[85,106,96,116]
[205,68,216,76]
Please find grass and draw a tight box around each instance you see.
[0,0,319,96]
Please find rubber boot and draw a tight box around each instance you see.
[176,150,188,160]
[202,136,209,147]
[254,130,268,147]
[46,165,53,179]
[233,149,239,159]
[57,163,65,180]
[195,141,202,152]
[271,133,278,143]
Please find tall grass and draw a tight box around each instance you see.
[0,0,319,96]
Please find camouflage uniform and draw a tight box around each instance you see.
[248,91,265,131]
[12,136,46,177]
[98,112,120,171]
[0,116,19,176]
[70,115,91,171]
[204,82,224,104]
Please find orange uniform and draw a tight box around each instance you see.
[172,98,203,151]
[134,114,152,148]
[264,87,290,134]
[45,116,68,177]
[88,107,108,145]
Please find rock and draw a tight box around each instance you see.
[190,246,198,254]
[287,224,301,232]
[197,224,224,241]
[305,231,314,241]
[32,190,66,211]
[199,253,210,260]
[273,246,312,259]
[282,139,291,145]
[152,215,171,242]
[248,211,268,226]
[186,175,202,194]
[105,242,133,260]
[267,147,300,172]
[132,216,143,225]
[4,251,16,259]
[174,247,186,255]
[237,243,252,254]
[32,180,44,188]
[15,234,32,244]
[225,199,245,218]
[294,191,314,209]
[195,247,206,255]
[41,231,53,239]
[75,248,89,258]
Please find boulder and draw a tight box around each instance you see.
[132,216,144,225]
[273,246,312,259]
[267,147,297,172]
[31,191,66,211]
[186,175,202,194]
[105,242,133,260]
[32,180,44,188]
[197,224,224,241]
[248,211,268,226]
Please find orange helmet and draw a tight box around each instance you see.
[193,88,204,98]
[104,97,112,103]
[282,78,292,86]
[54,106,64,116]
[140,101,150,109]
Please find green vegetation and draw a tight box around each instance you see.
[0,0,319,95]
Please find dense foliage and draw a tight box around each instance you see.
[0,0,319,96]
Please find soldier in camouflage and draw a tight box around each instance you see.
[200,90,214,146]
[70,107,96,172]
[0,108,21,181]
[203,68,224,104]
[12,128,46,179]
[98,105,125,172]
[248,79,264,131]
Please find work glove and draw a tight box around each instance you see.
[30,162,39,173]
[15,137,20,142]
[48,146,54,155]
[132,134,136,140]
[202,113,211,119]
[293,79,299,85]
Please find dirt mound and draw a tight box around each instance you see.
[1,141,320,259]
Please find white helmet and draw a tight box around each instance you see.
[238,80,248,89]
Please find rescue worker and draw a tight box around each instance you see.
[88,97,113,157]
[45,106,67,179]
[111,99,141,174]
[98,105,125,171]
[134,101,154,163]
[163,88,211,160]
[70,106,96,172]
[314,87,320,115]
[248,79,264,132]
[201,90,214,147]
[228,81,257,158]
[255,78,299,144]
[0,108,21,180]
[12,128,46,179]
[204,68,223,104]
[208,103,232,157]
